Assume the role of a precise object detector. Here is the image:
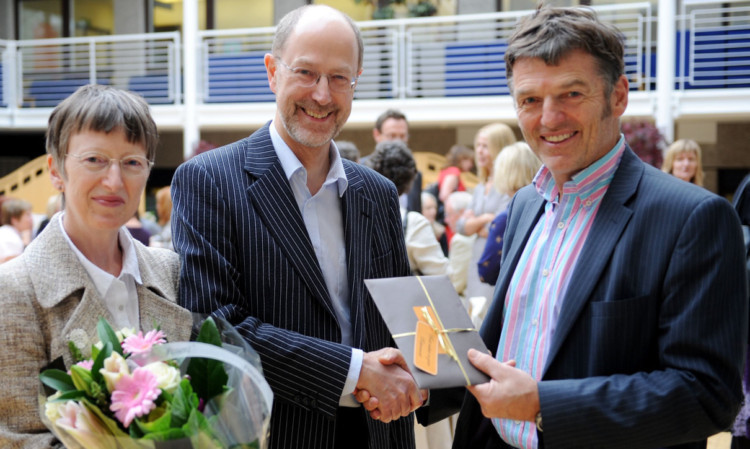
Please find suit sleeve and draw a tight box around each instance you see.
[538,195,748,448]
[171,158,354,418]
[0,264,60,449]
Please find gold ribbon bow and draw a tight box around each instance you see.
[393,276,477,385]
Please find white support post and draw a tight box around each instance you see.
[183,0,199,161]
[655,0,676,143]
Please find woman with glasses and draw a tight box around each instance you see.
[0,84,192,448]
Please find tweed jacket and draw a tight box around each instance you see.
[0,214,192,449]
[171,123,415,449]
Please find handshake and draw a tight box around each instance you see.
[353,347,428,423]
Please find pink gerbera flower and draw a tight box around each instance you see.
[110,368,161,427]
[122,330,166,355]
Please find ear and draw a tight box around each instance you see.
[48,155,64,191]
[611,74,629,118]
[372,128,381,143]
[264,53,278,94]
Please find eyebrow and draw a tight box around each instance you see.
[514,78,590,98]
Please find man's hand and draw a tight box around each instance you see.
[466,349,540,422]
[354,348,422,423]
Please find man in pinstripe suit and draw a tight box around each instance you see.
[171,5,421,449]
[419,6,748,449]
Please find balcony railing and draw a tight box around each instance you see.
[197,3,653,103]
[5,32,180,108]
[0,2,748,111]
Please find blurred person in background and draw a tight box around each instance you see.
[35,193,63,237]
[0,84,191,447]
[337,140,361,163]
[477,142,541,286]
[438,144,475,203]
[456,122,516,304]
[369,109,422,213]
[421,192,448,256]
[0,198,33,263]
[662,138,704,186]
[150,185,173,250]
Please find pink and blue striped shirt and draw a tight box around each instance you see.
[493,136,626,449]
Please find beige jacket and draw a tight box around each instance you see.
[0,214,192,448]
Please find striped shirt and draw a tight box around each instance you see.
[493,136,626,449]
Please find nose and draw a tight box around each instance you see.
[311,75,333,105]
[540,97,565,129]
[101,160,125,189]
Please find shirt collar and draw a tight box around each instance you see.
[533,134,626,203]
[269,120,348,197]
[58,213,143,297]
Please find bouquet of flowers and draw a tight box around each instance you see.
[39,316,273,449]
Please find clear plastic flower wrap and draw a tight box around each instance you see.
[39,315,273,449]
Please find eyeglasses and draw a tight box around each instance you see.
[66,152,153,177]
[275,58,358,93]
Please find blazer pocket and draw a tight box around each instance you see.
[370,249,394,277]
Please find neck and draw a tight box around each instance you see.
[292,143,332,196]
[63,218,123,277]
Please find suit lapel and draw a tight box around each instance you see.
[243,125,337,319]
[342,162,374,349]
[543,148,642,373]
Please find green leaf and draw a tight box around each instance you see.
[187,318,228,403]
[134,402,173,435]
[195,317,222,346]
[70,365,95,396]
[97,318,123,356]
[49,390,87,402]
[39,369,75,392]
[171,379,199,428]
[230,441,260,449]
[90,341,113,385]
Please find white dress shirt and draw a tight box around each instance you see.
[58,213,142,330]
[270,123,363,406]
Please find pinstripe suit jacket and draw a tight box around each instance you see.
[171,124,415,449]
[426,146,748,449]
[0,214,192,449]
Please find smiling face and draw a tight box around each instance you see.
[474,133,493,172]
[671,151,698,183]
[266,10,360,155]
[512,49,628,190]
[49,128,149,242]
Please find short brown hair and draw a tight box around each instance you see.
[46,84,158,177]
[505,6,625,96]
[1,198,31,226]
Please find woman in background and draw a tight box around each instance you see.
[477,142,541,286]
[662,138,704,186]
[456,122,516,304]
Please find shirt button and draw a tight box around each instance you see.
[542,269,549,277]
[515,420,522,425]
[557,222,565,229]
[532,318,539,326]
[118,305,124,311]
[585,200,592,207]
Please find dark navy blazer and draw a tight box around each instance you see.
[423,146,748,449]
[172,124,414,449]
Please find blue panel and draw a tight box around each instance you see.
[0,62,4,106]
[205,52,275,103]
[444,41,509,97]
[127,74,173,104]
[28,77,109,107]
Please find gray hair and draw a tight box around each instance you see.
[505,6,625,96]
[46,84,158,177]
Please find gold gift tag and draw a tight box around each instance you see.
[413,306,447,354]
[414,320,439,375]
